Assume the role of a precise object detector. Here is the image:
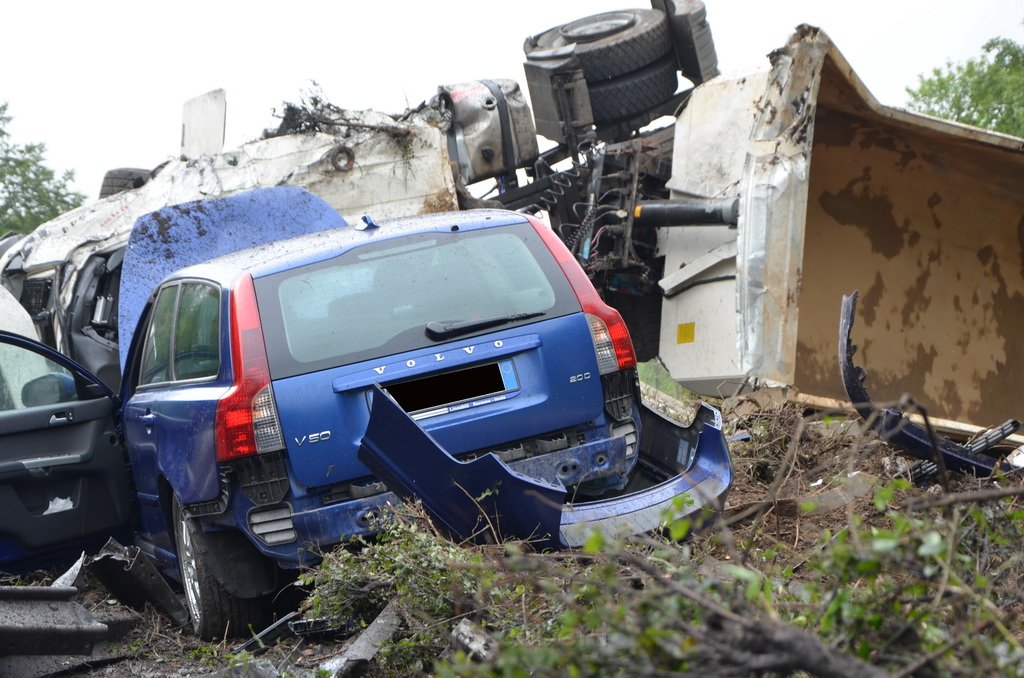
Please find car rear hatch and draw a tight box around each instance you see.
[256,215,606,491]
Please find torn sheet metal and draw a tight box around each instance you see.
[87,537,190,627]
[357,385,731,548]
[839,291,1015,477]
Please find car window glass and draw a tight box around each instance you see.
[0,343,78,411]
[276,230,558,365]
[173,283,221,381]
[139,285,178,386]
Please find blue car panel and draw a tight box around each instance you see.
[272,318,607,492]
[358,384,732,548]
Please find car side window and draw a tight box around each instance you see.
[173,283,220,381]
[139,285,179,386]
[0,343,78,411]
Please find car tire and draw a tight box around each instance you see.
[172,497,270,640]
[525,9,672,83]
[98,167,150,199]
[587,55,679,124]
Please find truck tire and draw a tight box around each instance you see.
[525,9,672,82]
[173,498,270,640]
[98,167,150,199]
[588,55,679,124]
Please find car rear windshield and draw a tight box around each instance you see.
[256,222,581,378]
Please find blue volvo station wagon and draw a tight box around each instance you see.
[0,187,732,639]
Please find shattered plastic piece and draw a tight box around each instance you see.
[52,552,86,588]
[42,496,74,515]
[318,600,401,676]
[450,619,498,662]
[1006,447,1024,469]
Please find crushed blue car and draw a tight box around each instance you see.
[0,186,732,640]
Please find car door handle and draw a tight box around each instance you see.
[49,411,75,425]
[140,412,157,424]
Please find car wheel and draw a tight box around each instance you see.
[587,55,679,124]
[525,9,672,82]
[172,497,269,640]
[98,167,150,199]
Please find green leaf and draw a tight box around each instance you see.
[582,529,606,554]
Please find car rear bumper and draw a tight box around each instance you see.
[232,386,731,567]
[358,385,732,548]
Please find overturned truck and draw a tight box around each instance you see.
[2,4,1023,572]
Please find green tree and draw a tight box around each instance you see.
[0,102,85,235]
[906,36,1024,138]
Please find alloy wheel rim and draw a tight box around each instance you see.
[177,511,203,626]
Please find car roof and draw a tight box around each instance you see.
[174,208,530,283]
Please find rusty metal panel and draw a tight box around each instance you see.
[796,103,1024,425]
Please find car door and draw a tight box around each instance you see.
[0,330,133,573]
[121,280,227,567]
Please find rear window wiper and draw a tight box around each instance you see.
[425,312,545,340]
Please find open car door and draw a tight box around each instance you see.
[0,330,133,573]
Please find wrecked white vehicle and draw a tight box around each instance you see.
[0,106,461,388]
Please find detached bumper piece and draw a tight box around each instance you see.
[357,385,732,549]
[839,291,1018,478]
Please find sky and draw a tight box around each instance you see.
[3,1,1023,202]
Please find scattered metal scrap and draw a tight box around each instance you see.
[839,291,1021,481]
[86,537,190,627]
[317,600,402,677]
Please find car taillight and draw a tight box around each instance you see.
[527,215,637,373]
[215,274,284,462]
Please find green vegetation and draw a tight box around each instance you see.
[907,35,1024,138]
[0,102,84,235]
[299,401,1024,676]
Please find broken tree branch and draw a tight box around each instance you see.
[621,552,888,678]
[903,484,1024,511]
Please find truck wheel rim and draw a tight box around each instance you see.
[560,12,636,43]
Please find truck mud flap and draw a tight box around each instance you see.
[839,291,1016,477]
[357,385,732,548]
